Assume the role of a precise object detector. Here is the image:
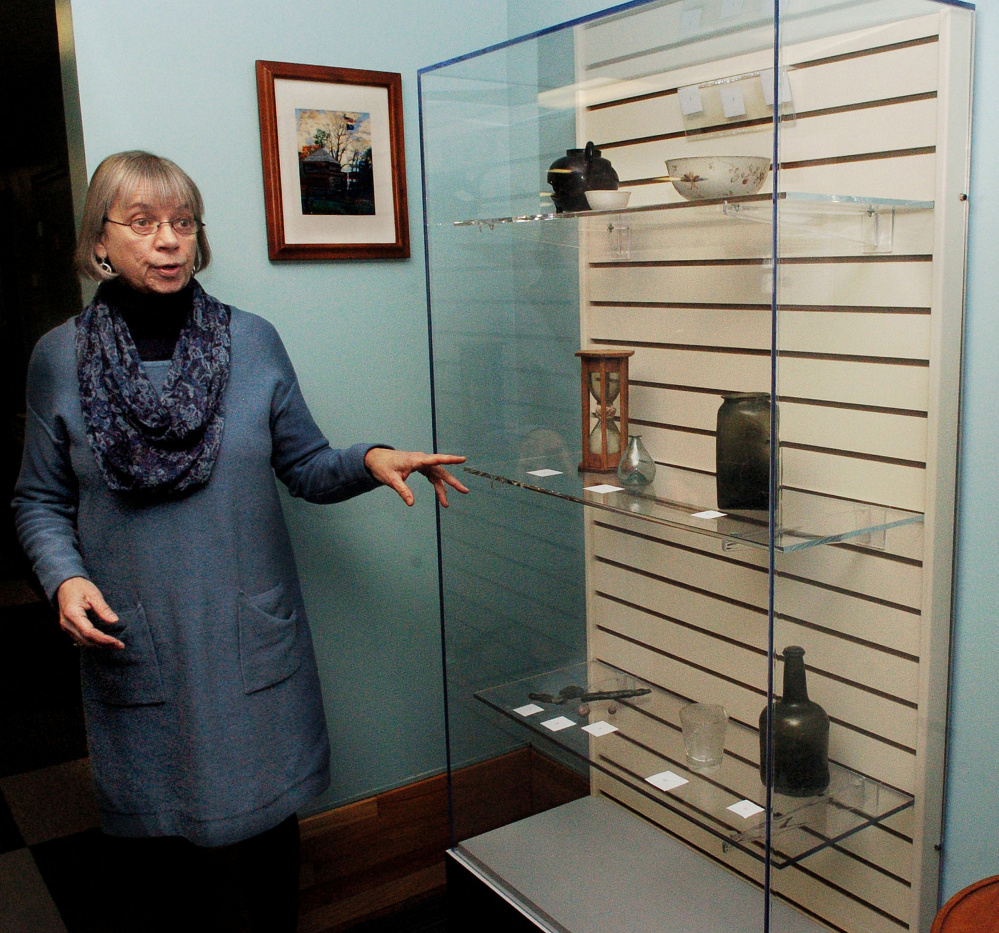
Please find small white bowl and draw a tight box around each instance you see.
[585,189,631,210]
[665,156,771,200]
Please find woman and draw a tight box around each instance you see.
[12,150,466,931]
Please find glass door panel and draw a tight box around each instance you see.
[419,0,971,930]
[769,2,970,931]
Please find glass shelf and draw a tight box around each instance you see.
[451,192,932,225]
[476,660,914,870]
[464,457,923,553]
[449,192,933,254]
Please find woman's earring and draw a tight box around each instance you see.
[97,258,114,276]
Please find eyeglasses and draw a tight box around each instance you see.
[104,217,203,237]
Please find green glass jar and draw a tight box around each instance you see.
[715,392,770,510]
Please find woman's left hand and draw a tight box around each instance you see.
[365,449,469,507]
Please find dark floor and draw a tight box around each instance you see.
[0,579,447,933]
[349,892,448,933]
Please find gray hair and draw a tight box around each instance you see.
[75,150,212,282]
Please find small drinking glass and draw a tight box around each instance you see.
[680,702,728,773]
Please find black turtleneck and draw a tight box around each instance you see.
[99,279,194,362]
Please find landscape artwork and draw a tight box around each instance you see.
[257,61,409,259]
[296,108,375,215]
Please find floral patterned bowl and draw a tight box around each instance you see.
[665,156,771,200]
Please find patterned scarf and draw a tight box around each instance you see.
[76,280,231,495]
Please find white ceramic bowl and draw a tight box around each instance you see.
[585,189,631,210]
[665,156,771,200]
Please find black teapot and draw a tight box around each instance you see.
[547,141,619,212]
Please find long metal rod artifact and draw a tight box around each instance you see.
[528,684,652,705]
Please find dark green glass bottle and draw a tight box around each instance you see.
[759,646,830,797]
[716,392,770,510]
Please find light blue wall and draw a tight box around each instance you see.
[69,0,508,811]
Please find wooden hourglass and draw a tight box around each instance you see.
[576,349,634,473]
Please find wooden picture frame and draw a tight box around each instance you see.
[255,60,410,260]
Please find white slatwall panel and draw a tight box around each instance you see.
[598,96,936,186]
[575,9,952,933]
[589,260,935,310]
[591,306,932,358]
[583,39,939,150]
[780,155,936,201]
[778,358,929,412]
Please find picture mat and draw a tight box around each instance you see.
[274,77,396,244]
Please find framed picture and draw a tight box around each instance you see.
[255,60,410,260]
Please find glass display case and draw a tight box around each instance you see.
[418,1,973,931]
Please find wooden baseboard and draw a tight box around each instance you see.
[297,748,588,932]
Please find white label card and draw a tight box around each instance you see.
[721,0,744,17]
[760,68,792,107]
[585,484,623,494]
[728,799,766,819]
[720,85,747,118]
[678,85,704,116]
[582,720,619,737]
[646,771,689,792]
[679,6,703,36]
[692,510,726,520]
[514,703,545,717]
[527,469,562,477]
[541,716,576,732]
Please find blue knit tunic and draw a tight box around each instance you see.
[13,307,381,846]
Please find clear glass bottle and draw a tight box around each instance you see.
[617,434,657,487]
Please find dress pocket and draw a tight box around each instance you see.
[85,603,166,707]
[238,583,302,694]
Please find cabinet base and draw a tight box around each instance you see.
[447,851,554,933]
[450,795,829,933]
